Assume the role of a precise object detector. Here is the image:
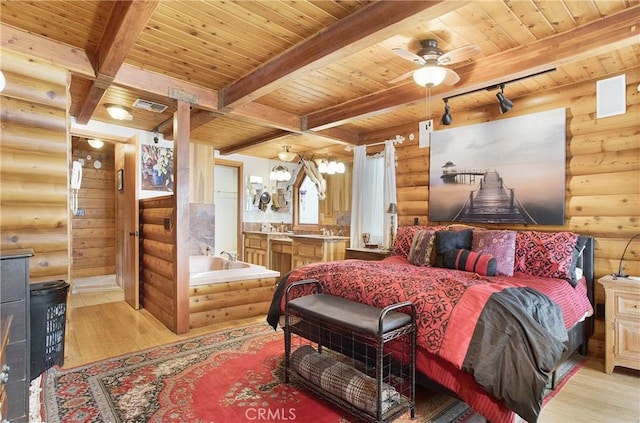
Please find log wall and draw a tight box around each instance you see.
[0,50,70,283]
[71,137,116,279]
[139,196,176,331]
[384,67,640,357]
[188,277,278,328]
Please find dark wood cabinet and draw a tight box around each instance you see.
[1,249,33,422]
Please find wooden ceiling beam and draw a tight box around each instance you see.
[97,0,160,78]
[114,64,219,111]
[220,1,465,108]
[76,0,160,124]
[306,5,640,131]
[218,131,291,156]
[0,23,94,77]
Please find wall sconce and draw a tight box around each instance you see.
[441,99,452,126]
[496,83,513,114]
[277,145,297,162]
[269,165,291,181]
[105,103,133,121]
[317,158,345,175]
[87,139,104,149]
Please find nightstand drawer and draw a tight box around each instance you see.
[616,292,640,317]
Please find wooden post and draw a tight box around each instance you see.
[510,189,515,208]
[174,100,190,334]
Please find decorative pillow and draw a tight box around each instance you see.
[514,231,579,282]
[471,230,517,276]
[392,225,446,258]
[443,249,497,276]
[407,230,436,266]
[434,229,473,267]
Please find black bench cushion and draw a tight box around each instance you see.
[287,293,411,336]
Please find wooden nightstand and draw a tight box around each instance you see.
[598,275,640,374]
[345,247,392,261]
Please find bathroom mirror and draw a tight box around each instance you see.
[293,173,319,229]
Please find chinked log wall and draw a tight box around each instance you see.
[391,67,639,357]
[139,196,177,332]
[0,50,70,283]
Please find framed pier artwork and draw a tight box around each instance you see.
[429,108,566,225]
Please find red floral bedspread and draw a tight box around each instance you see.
[268,256,592,423]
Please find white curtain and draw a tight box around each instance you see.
[383,140,398,249]
[350,144,393,248]
[350,145,368,248]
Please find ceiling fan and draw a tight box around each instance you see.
[389,38,480,87]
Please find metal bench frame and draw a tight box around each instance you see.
[284,279,416,423]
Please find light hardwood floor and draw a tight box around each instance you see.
[64,294,640,423]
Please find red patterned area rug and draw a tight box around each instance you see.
[41,322,584,423]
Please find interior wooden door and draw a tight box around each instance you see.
[123,136,140,309]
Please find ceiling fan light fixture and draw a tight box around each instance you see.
[412,65,447,87]
[277,145,297,162]
[105,104,133,121]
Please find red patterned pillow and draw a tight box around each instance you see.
[514,231,579,282]
[472,230,516,276]
[443,249,497,276]
[393,225,445,258]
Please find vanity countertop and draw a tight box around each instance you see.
[243,231,349,241]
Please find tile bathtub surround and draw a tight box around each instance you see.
[190,203,216,255]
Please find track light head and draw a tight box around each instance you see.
[496,84,513,114]
[441,99,452,126]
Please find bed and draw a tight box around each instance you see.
[267,226,594,423]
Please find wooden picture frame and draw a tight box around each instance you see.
[117,169,123,191]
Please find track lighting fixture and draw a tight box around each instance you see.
[496,83,513,114]
[441,99,452,126]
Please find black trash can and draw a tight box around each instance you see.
[30,280,69,380]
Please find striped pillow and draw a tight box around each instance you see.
[443,249,497,276]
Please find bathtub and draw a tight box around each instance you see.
[189,255,280,286]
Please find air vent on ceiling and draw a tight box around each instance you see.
[132,98,168,113]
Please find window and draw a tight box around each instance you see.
[361,154,385,244]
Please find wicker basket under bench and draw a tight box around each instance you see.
[284,279,416,423]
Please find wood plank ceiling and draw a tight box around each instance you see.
[1,1,638,162]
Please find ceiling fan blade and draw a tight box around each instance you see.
[388,70,415,84]
[441,67,461,86]
[438,44,481,65]
[391,48,426,65]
